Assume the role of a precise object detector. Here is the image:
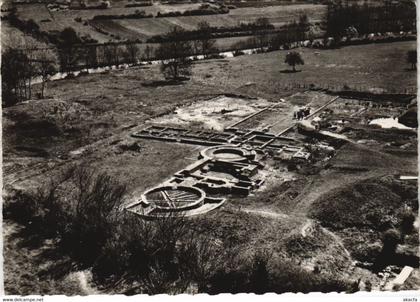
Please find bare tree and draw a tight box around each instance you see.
[1,36,51,104]
[84,45,98,70]
[195,21,217,57]
[156,27,193,80]
[125,43,140,64]
[407,50,417,70]
[254,17,272,51]
[2,47,31,104]
[143,45,154,61]
[35,50,58,98]
[103,44,119,66]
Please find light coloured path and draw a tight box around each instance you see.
[241,208,289,219]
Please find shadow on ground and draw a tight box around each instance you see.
[280,69,302,74]
[142,79,188,87]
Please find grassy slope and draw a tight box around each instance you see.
[309,175,417,230]
[3,220,87,295]
[1,20,50,49]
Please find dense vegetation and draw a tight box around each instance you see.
[92,10,153,20]
[156,4,229,17]
[326,1,416,39]
[310,176,418,270]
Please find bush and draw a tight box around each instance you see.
[4,165,126,266]
[156,5,229,18]
[205,251,351,294]
[399,210,416,236]
[59,167,126,264]
[177,232,221,291]
[352,242,382,263]
[268,260,350,293]
[93,211,198,287]
[249,251,269,294]
[125,1,152,7]
[381,228,401,255]
[92,11,153,20]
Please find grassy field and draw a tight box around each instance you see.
[15,3,325,43]
[192,41,417,95]
[1,20,51,49]
[3,41,418,294]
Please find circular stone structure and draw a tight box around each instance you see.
[200,145,256,162]
[141,185,206,212]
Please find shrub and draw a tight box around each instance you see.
[92,11,153,20]
[93,211,197,286]
[381,228,401,255]
[5,165,126,266]
[93,211,154,279]
[399,209,416,236]
[268,260,350,293]
[205,251,351,294]
[352,242,382,263]
[177,232,221,291]
[125,1,152,8]
[156,6,229,18]
[249,251,269,294]
[59,167,127,264]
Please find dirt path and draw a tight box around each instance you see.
[320,225,352,259]
[241,208,289,219]
[300,219,351,259]
[242,207,354,266]
[66,271,99,295]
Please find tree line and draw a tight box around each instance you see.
[326,1,416,40]
[2,45,58,106]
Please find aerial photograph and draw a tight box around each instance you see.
[1,0,418,296]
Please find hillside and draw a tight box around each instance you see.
[13,2,326,43]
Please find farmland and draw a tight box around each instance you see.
[1,20,50,49]
[13,2,325,43]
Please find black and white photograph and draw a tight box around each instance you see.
[1,0,419,298]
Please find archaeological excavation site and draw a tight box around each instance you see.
[126,92,339,218]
